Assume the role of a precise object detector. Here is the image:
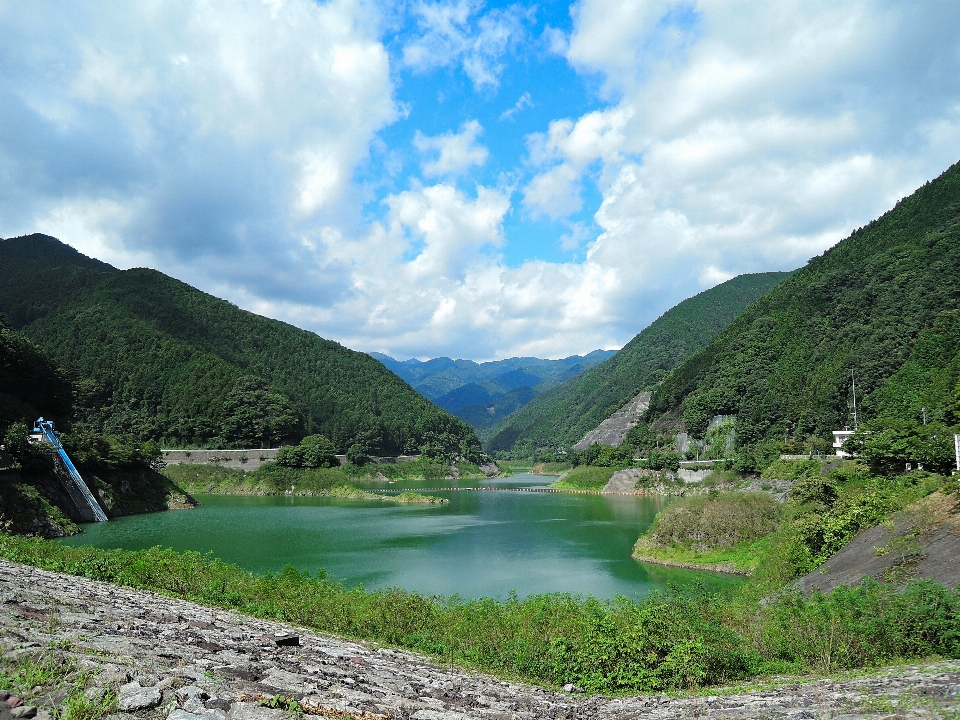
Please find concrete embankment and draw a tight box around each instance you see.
[161,450,428,472]
[4,559,960,720]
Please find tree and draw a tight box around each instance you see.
[844,419,956,475]
[218,376,301,448]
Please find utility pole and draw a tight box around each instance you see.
[851,371,859,431]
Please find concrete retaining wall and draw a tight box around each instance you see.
[161,449,423,471]
[161,449,280,471]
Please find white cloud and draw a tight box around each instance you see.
[402,0,531,90]
[413,120,489,176]
[519,0,960,341]
[499,91,532,121]
[4,1,960,363]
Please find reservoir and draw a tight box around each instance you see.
[60,473,739,600]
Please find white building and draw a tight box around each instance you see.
[832,429,856,457]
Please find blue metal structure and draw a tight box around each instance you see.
[33,417,108,522]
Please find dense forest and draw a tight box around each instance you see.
[486,271,793,456]
[0,235,481,458]
[647,160,960,452]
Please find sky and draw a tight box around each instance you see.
[2,1,960,361]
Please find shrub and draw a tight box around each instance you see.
[275,435,338,469]
[648,492,781,551]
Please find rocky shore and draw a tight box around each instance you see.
[3,560,960,719]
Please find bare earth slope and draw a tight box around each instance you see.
[4,560,960,720]
[571,392,651,451]
[797,492,960,594]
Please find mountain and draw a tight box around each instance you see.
[0,234,481,458]
[486,271,794,455]
[369,350,615,430]
[646,159,960,450]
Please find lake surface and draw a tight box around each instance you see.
[60,473,740,600]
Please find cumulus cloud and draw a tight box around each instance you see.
[520,0,960,335]
[413,120,489,176]
[402,0,532,90]
[3,1,960,362]
[0,0,394,284]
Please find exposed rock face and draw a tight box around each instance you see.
[3,559,960,719]
[572,392,651,451]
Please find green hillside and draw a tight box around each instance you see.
[647,159,960,450]
[487,271,793,455]
[0,235,481,458]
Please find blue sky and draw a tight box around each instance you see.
[2,1,960,360]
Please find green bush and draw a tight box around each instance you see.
[648,492,781,551]
[275,435,339,469]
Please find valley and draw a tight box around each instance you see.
[3,159,960,713]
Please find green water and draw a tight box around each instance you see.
[60,473,740,600]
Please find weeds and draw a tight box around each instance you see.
[2,533,959,694]
[56,687,117,720]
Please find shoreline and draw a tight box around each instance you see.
[631,550,753,577]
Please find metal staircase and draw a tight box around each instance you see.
[33,418,108,523]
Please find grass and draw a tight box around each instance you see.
[633,535,776,575]
[0,649,118,720]
[531,461,572,475]
[161,464,446,504]
[2,533,960,695]
[551,465,615,490]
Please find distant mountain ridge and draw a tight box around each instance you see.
[370,350,615,431]
[0,234,481,458]
[486,270,795,455]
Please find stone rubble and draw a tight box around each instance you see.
[2,559,960,720]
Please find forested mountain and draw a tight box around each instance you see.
[0,235,481,458]
[0,315,73,434]
[371,350,614,430]
[647,159,960,450]
[487,271,793,455]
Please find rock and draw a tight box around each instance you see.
[118,684,162,712]
[169,710,206,720]
[273,631,299,647]
[562,683,583,694]
[10,706,37,719]
[0,691,9,701]
[84,687,107,702]
[411,711,469,720]
[33,711,52,720]
[4,559,960,720]
[7,696,23,708]
[183,698,204,713]
[228,701,290,720]
[176,686,210,701]
[95,667,132,686]
[134,672,159,687]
